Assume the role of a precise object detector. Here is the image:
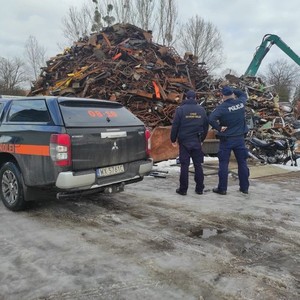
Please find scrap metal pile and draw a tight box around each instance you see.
[224,75,300,141]
[29,23,300,142]
[29,23,212,129]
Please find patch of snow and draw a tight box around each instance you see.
[153,156,219,174]
[273,157,300,171]
[154,156,300,174]
[153,159,180,174]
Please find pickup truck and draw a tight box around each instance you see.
[0,96,153,211]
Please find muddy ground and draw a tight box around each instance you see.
[0,161,299,300]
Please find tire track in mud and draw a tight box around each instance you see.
[34,279,164,300]
[17,172,300,299]
[24,193,239,299]
[119,192,300,300]
[186,213,300,299]
[88,198,299,298]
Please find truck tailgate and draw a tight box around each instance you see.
[58,98,148,171]
[67,126,147,170]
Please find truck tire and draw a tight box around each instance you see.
[0,162,26,211]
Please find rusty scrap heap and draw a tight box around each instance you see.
[29,23,300,143]
[224,75,300,141]
[29,23,212,129]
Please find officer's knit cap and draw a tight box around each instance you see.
[186,90,196,99]
[221,86,233,96]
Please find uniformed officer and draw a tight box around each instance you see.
[209,86,249,195]
[170,90,209,195]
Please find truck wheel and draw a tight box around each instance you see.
[0,162,26,211]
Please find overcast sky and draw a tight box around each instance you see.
[1,0,300,77]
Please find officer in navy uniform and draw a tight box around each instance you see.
[170,90,209,196]
[208,86,249,195]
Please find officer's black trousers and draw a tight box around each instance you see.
[179,142,204,193]
[217,136,249,192]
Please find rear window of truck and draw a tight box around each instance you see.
[7,100,50,123]
[58,100,143,127]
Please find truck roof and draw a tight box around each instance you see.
[0,96,123,107]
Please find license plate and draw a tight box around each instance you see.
[96,164,124,177]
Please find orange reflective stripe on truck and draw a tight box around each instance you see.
[0,143,50,156]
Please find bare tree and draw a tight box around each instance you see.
[0,57,27,94]
[24,35,46,81]
[292,83,300,107]
[177,15,224,72]
[61,1,119,42]
[91,0,103,32]
[292,84,300,119]
[61,3,94,43]
[111,0,132,24]
[156,0,178,46]
[221,68,239,78]
[134,0,155,30]
[265,59,300,102]
[102,3,116,27]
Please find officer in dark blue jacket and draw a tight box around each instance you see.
[209,86,249,195]
[171,90,209,196]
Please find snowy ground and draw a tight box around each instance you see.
[154,156,300,174]
[0,157,299,299]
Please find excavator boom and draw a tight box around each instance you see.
[244,34,300,76]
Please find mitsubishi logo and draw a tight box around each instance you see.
[112,141,119,150]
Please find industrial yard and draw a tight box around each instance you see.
[0,159,299,300]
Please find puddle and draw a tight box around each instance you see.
[189,227,226,239]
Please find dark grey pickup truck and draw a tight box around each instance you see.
[0,96,153,211]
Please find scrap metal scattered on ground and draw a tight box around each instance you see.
[28,23,300,160]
